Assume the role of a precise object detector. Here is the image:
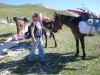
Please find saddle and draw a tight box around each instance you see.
[43,18,54,23]
[42,18,54,29]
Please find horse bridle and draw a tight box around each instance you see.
[57,14,63,29]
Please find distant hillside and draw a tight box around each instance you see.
[0,3,16,8]
[23,3,54,9]
[0,3,75,19]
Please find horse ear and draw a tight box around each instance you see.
[23,17,29,22]
[54,12,58,16]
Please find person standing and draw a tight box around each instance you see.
[6,17,10,23]
[29,13,45,63]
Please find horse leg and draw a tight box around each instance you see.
[50,32,57,47]
[17,27,19,36]
[17,27,21,36]
[75,38,79,57]
[16,24,20,36]
[21,24,24,35]
[44,32,47,48]
[80,36,86,59]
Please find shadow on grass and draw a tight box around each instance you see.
[85,55,100,60]
[9,40,31,51]
[0,33,13,39]
[0,51,100,74]
[0,41,99,74]
[44,46,56,48]
[0,52,78,74]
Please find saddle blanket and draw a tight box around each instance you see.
[79,21,100,35]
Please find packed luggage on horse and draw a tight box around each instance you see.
[68,8,100,35]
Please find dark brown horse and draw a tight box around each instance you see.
[42,19,57,48]
[25,19,57,48]
[53,12,92,59]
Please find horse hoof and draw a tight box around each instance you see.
[82,56,86,60]
[55,45,57,47]
[75,54,79,57]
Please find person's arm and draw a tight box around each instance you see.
[31,26,37,43]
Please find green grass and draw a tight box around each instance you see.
[0,3,61,19]
[0,22,16,41]
[0,3,100,75]
[0,3,72,19]
[0,26,100,75]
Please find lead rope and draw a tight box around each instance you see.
[87,25,94,36]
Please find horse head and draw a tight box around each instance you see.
[13,17,18,22]
[42,18,58,33]
[23,17,29,23]
[53,12,63,32]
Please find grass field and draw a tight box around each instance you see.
[0,3,60,19]
[0,22,16,42]
[0,26,100,75]
[0,3,100,75]
[0,3,73,19]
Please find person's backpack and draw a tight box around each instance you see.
[25,22,37,39]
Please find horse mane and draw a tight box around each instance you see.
[70,16,82,25]
[59,14,75,20]
[57,14,82,26]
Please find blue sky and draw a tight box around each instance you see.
[0,0,100,13]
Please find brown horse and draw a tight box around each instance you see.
[42,19,57,48]
[13,17,29,36]
[53,12,93,59]
[25,19,57,48]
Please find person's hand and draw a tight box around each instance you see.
[32,38,37,44]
